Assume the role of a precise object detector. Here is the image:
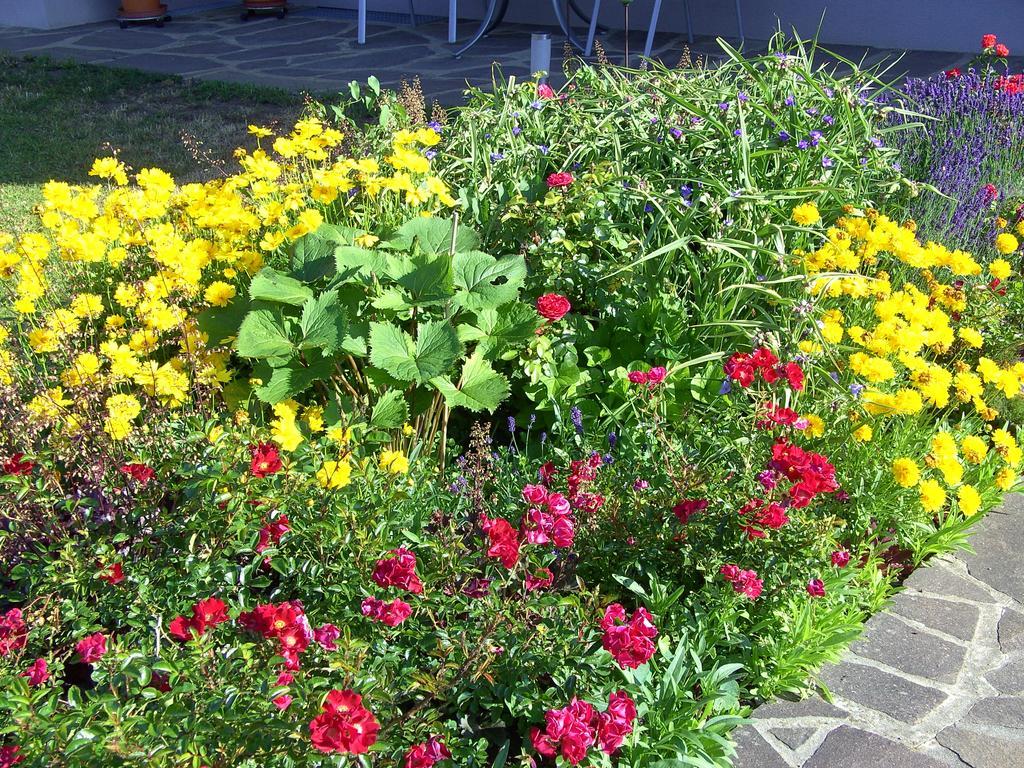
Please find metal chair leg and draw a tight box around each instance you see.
[735,0,744,41]
[643,0,662,59]
[448,0,456,43]
[585,0,601,56]
[683,0,693,44]
[358,0,366,43]
[408,0,417,26]
[453,0,501,56]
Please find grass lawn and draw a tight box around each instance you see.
[0,55,312,233]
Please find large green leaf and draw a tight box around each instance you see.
[395,251,454,306]
[254,358,334,404]
[335,245,391,281]
[370,390,409,429]
[432,353,509,413]
[249,267,314,306]
[235,310,293,359]
[298,291,347,353]
[291,224,359,282]
[453,251,526,311]
[473,304,542,357]
[197,297,250,346]
[389,217,480,255]
[369,320,461,383]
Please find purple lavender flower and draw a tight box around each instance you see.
[778,130,791,142]
[784,94,796,106]
[821,155,834,168]
[797,139,809,150]
[570,406,583,435]
[507,416,516,432]
[822,114,835,126]
[737,91,749,102]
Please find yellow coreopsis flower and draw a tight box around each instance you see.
[317,459,352,489]
[919,478,946,512]
[792,202,821,226]
[990,258,1013,280]
[995,232,1018,254]
[204,281,237,307]
[802,414,825,438]
[853,424,873,442]
[892,457,921,488]
[379,449,410,475]
[960,435,988,464]
[957,484,981,516]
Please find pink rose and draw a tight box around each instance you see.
[546,171,574,188]
[76,632,107,664]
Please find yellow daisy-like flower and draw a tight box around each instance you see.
[960,435,988,465]
[204,281,237,308]
[919,478,946,512]
[379,449,410,475]
[853,424,873,442]
[892,457,921,488]
[990,258,1012,280]
[957,484,981,516]
[792,202,821,226]
[317,459,352,489]
[996,467,1016,491]
[995,232,1019,255]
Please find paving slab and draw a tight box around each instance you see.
[889,592,981,642]
[849,612,967,682]
[936,726,1024,768]
[820,661,948,724]
[805,726,949,768]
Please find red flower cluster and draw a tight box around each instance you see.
[238,600,313,669]
[756,404,800,430]
[76,632,107,664]
[600,603,658,669]
[982,33,1009,56]
[481,516,521,568]
[724,347,804,390]
[404,736,451,768]
[372,548,423,594]
[806,578,826,598]
[945,67,961,79]
[1,454,33,476]
[21,658,48,687]
[537,83,556,100]
[314,623,340,650]
[530,691,636,765]
[566,454,605,513]
[770,440,839,508]
[361,597,412,627]
[309,689,380,754]
[672,498,708,525]
[0,746,22,768]
[521,483,574,548]
[525,567,555,592]
[0,608,27,657]
[738,499,790,539]
[249,442,282,478]
[546,171,574,189]
[169,597,230,643]
[982,33,998,49]
[98,563,124,585]
[119,462,154,485]
[721,565,763,599]
[627,365,668,389]
[994,74,1024,95]
[831,549,851,567]
[536,293,571,321]
[256,514,290,554]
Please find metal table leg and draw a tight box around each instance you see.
[584,0,601,56]
[453,0,507,56]
[448,0,457,43]
[569,0,605,31]
[551,0,584,49]
[643,0,662,59]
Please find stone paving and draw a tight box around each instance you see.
[733,493,1024,767]
[0,5,1001,103]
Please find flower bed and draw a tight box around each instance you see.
[0,35,1022,768]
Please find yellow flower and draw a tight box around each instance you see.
[207,425,224,444]
[792,202,821,226]
[355,233,379,248]
[89,157,128,186]
[919,478,946,512]
[957,484,981,516]
[379,449,410,475]
[204,281,237,307]
[248,125,273,138]
[996,467,1017,491]
[802,414,825,438]
[960,435,988,465]
[304,405,324,433]
[958,327,984,349]
[853,424,873,442]
[892,457,921,488]
[402,422,415,437]
[990,258,1013,280]
[70,293,104,319]
[995,232,1019,254]
[317,459,352,489]
[327,425,354,444]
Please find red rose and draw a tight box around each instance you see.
[535,293,571,321]
[314,623,341,650]
[361,597,413,627]
[256,514,290,553]
[21,658,49,687]
[600,604,658,669]
[672,498,708,525]
[831,549,851,567]
[982,34,998,49]
[525,567,554,591]
[310,690,380,754]
[119,463,154,485]
[627,370,648,384]
[168,615,197,642]
[1,454,33,476]
[596,690,636,754]
[404,736,451,768]
[249,442,282,478]
[193,597,229,628]
[995,43,1010,57]
[76,632,107,664]
[546,171,574,188]
[807,578,826,597]
[372,547,423,594]
[945,67,961,79]
[99,563,124,585]
[0,746,23,768]
[531,698,597,765]
[485,518,521,568]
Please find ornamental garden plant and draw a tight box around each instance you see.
[0,33,1022,768]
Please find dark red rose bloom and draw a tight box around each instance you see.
[256,515,290,553]
[596,690,636,754]
[600,603,658,669]
[99,563,124,585]
[530,698,597,765]
[1,454,34,476]
[119,463,155,485]
[672,498,708,525]
[538,461,558,485]
[168,615,197,642]
[720,564,741,582]
[945,67,961,78]
[21,658,49,686]
[0,746,23,768]
[485,518,521,568]
[807,578,826,597]
[309,689,380,754]
[525,567,554,591]
[76,632,107,664]
[193,597,229,628]
[361,597,412,627]
[249,442,282,478]
[995,43,1010,57]
[783,361,805,390]
[148,672,171,692]
[536,293,571,321]
[314,623,341,650]
[831,549,851,567]
[546,171,574,188]
[372,547,424,594]
[404,736,451,768]
[982,33,998,49]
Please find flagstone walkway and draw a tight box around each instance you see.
[0,5,999,103]
[733,493,1024,768]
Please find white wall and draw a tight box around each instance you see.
[0,0,223,29]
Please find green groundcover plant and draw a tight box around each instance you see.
[0,33,1022,768]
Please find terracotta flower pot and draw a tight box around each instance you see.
[122,0,163,13]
